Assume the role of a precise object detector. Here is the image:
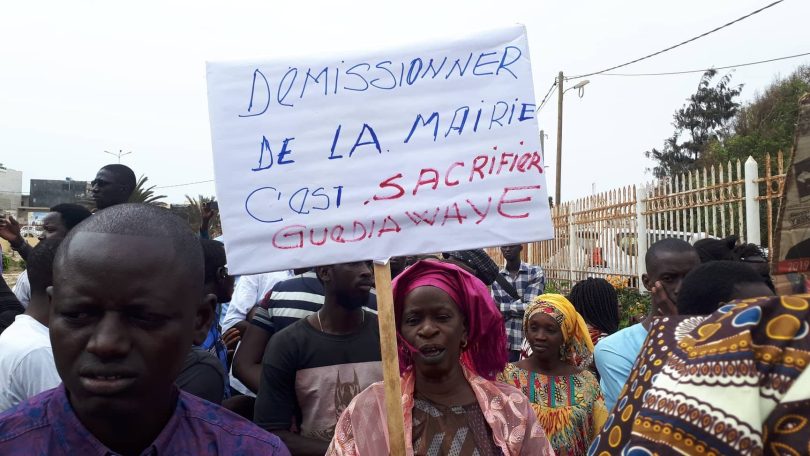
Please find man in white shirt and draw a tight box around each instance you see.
[221,271,291,333]
[0,238,63,411]
[0,204,92,308]
[220,271,290,396]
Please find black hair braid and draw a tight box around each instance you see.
[568,278,620,335]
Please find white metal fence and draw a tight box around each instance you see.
[487,152,787,291]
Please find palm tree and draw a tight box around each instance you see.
[185,194,221,238]
[128,175,167,205]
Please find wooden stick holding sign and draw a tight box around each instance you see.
[372,261,407,455]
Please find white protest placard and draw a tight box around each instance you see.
[207,25,552,275]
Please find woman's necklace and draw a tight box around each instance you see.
[316,309,364,332]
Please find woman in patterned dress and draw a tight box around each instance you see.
[326,260,554,456]
[499,294,608,456]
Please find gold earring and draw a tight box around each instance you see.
[461,341,468,349]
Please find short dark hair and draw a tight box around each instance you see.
[676,261,767,315]
[645,238,696,269]
[693,235,738,263]
[733,242,766,261]
[49,203,92,231]
[56,204,203,290]
[200,239,226,284]
[568,277,620,334]
[101,164,137,192]
[27,237,63,295]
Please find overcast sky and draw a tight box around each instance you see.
[1,0,807,204]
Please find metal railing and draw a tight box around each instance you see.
[487,152,787,290]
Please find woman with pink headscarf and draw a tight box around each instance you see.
[327,260,554,455]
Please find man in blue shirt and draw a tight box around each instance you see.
[0,204,288,455]
[594,238,699,411]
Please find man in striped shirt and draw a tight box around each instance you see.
[491,244,545,362]
[232,269,376,393]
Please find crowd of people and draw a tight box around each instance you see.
[0,163,807,455]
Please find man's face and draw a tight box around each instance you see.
[323,261,375,309]
[500,244,522,262]
[91,169,130,210]
[215,266,235,304]
[38,212,67,242]
[643,250,700,301]
[49,232,213,418]
[390,256,407,279]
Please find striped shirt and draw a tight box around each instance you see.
[491,263,545,352]
[251,272,377,335]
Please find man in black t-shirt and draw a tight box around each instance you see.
[253,261,382,456]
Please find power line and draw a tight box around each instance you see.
[154,179,214,189]
[598,51,810,77]
[566,0,786,80]
[537,80,557,111]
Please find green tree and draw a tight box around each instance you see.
[707,65,810,165]
[128,175,167,205]
[645,70,743,178]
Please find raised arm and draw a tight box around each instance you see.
[0,215,32,261]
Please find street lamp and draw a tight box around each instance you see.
[104,149,132,163]
[555,73,590,205]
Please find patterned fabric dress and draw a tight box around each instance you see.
[327,365,554,455]
[411,394,502,456]
[499,363,608,456]
[588,294,810,456]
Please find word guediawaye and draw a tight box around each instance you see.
[238,45,524,116]
[269,185,542,250]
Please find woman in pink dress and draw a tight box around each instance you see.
[327,260,554,455]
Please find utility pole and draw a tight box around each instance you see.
[555,71,564,205]
[104,149,132,163]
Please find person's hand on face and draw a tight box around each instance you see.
[0,214,22,243]
[651,280,678,316]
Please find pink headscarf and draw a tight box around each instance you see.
[392,260,508,380]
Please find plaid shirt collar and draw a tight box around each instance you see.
[499,262,530,276]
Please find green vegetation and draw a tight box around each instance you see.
[128,175,167,205]
[646,65,810,177]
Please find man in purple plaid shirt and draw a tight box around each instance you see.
[491,244,545,361]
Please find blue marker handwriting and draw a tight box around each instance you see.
[238,45,523,116]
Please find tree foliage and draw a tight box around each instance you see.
[128,175,167,205]
[646,66,810,178]
[708,65,810,165]
[645,70,743,178]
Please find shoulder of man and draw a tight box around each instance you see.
[0,388,55,443]
[180,348,226,377]
[527,263,544,273]
[265,318,311,355]
[176,391,289,453]
[595,324,645,359]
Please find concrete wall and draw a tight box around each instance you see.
[29,179,91,208]
[0,168,22,215]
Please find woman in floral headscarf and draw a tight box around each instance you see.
[498,294,607,456]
